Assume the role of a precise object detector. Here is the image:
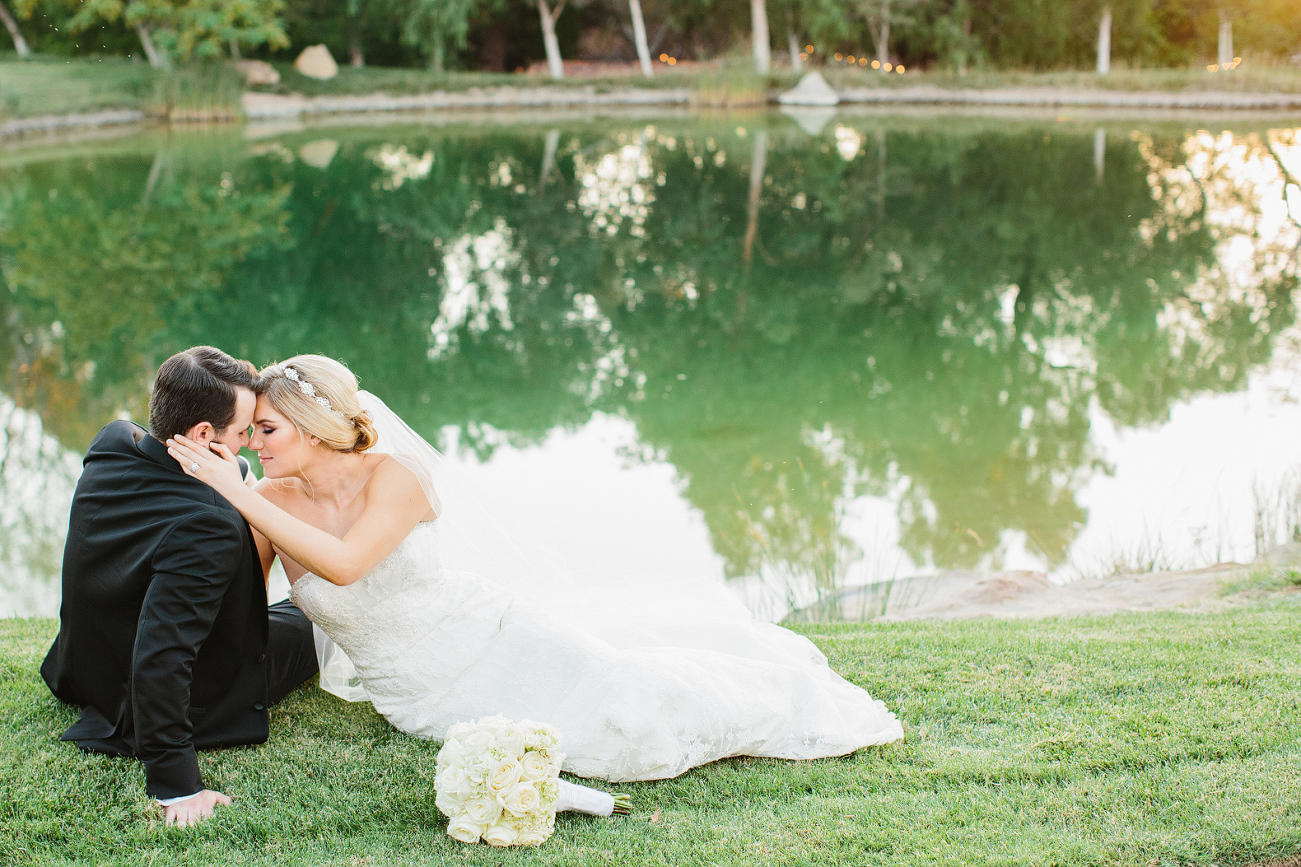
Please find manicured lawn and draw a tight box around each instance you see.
[3,55,1301,121]
[3,600,1300,866]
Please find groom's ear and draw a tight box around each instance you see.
[184,421,216,444]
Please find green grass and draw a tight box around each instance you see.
[0,56,243,121]
[4,55,1301,122]
[4,599,1301,866]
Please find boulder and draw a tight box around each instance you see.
[294,45,339,81]
[234,59,280,86]
[777,71,840,106]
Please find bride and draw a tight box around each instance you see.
[167,354,903,781]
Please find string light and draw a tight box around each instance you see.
[871,59,880,69]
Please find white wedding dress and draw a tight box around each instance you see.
[290,519,904,782]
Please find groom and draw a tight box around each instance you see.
[41,346,318,827]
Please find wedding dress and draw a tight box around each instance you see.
[286,392,904,782]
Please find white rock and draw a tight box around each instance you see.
[778,71,840,106]
[233,59,280,86]
[294,45,339,81]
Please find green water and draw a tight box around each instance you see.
[3,111,1300,618]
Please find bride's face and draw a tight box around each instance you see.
[250,395,307,478]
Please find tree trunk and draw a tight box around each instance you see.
[538,0,566,80]
[750,0,770,74]
[1094,128,1106,182]
[431,40,445,72]
[136,23,168,70]
[1096,5,1110,75]
[229,38,240,59]
[0,0,31,58]
[1217,12,1233,67]
[876,0,890,71]
[786,9,801,72]
[628,0,652,77]
[346,0,364,67]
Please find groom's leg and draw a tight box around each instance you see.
[265,600,319,705]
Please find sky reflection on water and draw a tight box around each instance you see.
[2,112,1300,620]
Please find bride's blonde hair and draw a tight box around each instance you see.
[259,355,379,453]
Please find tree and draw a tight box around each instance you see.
[751,0,770,73]
[68,0,288,66]
[381,0,484,70]
[628,0,652,77]
[537,0,565,78]
[0,0,31,57]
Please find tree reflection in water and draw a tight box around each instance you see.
[1,116,1297,617]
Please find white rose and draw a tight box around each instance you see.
[434,787,464,818]
[483,821,520,847]
[463,730,494,752]
[520,751,552,782]
[464,795,502,826]
[446,722,474,740]
[496,723,526,757]
[486,757,523,793]
[436,738,465,769]
[437,766,473,799]
[516,828,551,847]
[498,781,540,817]
[446,815,484,844]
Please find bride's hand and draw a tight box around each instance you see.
[167,434,247,497]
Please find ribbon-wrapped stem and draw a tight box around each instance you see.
[555,780,630,816]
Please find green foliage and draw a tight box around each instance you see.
[67,0,288,61]
[4,604,1301,865]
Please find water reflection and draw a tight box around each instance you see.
[1,114,1298,620]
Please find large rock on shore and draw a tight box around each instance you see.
[234,59,280,86]
[778,71,840,106]
[295,45,338,80]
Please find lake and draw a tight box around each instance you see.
[2,108,1300,620]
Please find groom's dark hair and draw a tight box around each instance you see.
[149,346,260,442]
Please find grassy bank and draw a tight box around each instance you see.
[3,598,1301,866]
[4,54,1301,121]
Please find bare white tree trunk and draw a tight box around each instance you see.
[628,0,653,77]
[1094,128,1106,181]
[0,0,31,58]
[1217,12,1233,67]
[538,0,567,80]
[876,0,890,71]
[1096,5,1111,75]
[136,23,169,69]
[786,14,802,72]
[751,0,770,74]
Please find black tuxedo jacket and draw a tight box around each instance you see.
[41,420,272,800]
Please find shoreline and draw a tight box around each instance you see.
[3,82,1300,142]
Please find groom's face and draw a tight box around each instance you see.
[188,387,257,453]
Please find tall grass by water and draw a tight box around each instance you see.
[4,596,1301,866]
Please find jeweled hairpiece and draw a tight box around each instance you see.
[282,366,346,419]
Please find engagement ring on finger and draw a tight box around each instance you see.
[190,462,199,473]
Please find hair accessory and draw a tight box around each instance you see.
[282,366,346,419]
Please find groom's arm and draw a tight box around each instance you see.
[133,511,243,802]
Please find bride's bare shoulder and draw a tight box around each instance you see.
[364,454,437,517]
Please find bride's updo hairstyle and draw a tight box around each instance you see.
[259,354,379,453]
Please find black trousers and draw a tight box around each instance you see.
[266,600,319,706]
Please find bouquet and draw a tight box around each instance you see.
[434,715,630,847]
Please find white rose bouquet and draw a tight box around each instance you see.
[434,715,630,847]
